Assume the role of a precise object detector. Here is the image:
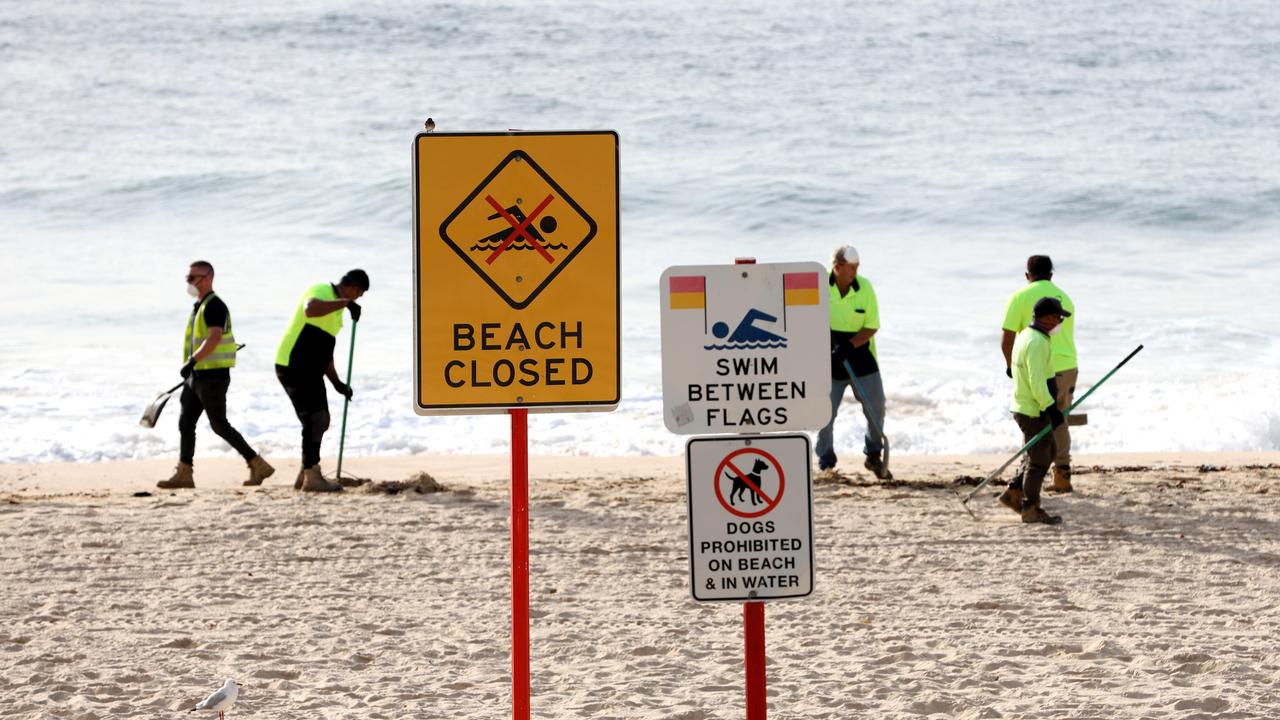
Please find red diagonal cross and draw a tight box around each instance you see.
[484,194,556,265]
[724,459,780,510]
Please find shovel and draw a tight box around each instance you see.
[830,345,891,478]
[842,357,890,478]
[138,344,245,429]
[138,381,184,428]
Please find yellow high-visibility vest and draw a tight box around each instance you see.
[184,293,237,370]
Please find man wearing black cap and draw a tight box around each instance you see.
[998,296,1070,524]
[275,270,368,492]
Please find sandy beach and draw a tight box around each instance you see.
[2,451,1278,719]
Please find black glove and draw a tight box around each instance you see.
[1005,366,1012,378]
[1045,405,1065,428]
[347,301,362,323]
[180,359,195,379]
[332,379,353,400]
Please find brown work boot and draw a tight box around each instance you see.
[243,455,276,486]
[1021,504,1062,525]
[157,462,195,489]
[299,466,343,493]
[294,468,305,490]
[863,456,893,480]
[997,485,1024,514]
[1048,465,1074,493]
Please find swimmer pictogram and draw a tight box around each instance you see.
[704,308,788,351]
[440,150,597,309]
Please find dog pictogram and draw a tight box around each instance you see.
[714,447,786,519]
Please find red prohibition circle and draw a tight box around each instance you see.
[713,447,785,519]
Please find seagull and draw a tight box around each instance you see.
[423,117,435,132]
[190,678,240,720]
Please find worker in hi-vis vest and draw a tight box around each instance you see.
[815,245,891,480]
[1001,254,1077,493]
[159,261,275,490]
[275,270,368,492]
[999,296,1070,525]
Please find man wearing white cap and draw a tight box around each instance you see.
[816,245,891,479]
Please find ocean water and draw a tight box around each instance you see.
[2,0,1278,464]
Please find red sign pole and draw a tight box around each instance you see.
[732,256,766,720]
[744,601,767,720]
[510,408,531,720]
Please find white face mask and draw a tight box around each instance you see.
[187,283,200,298]
[1049,324,1063,336]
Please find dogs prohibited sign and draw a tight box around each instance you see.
[659,262,832,434]
[687,434,814,602]
[716,447,786,519]
[414,131,620,414]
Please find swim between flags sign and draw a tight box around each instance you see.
[659,262,832,434]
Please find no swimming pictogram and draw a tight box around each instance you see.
[713,447,785,519]
[440,150,598,310]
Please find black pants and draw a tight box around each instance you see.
[276,365,329,468]
[178,372,256,465]
[1011,412,1057,508]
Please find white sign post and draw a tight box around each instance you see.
[659,262,832,435]
[687,434,814,602]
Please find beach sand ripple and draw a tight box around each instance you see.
[0,455,1277,717]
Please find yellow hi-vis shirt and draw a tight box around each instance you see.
[1011,326,1055,417]
[1002,279,1076,373]
[275,283,343,367]
[829,275,879,359]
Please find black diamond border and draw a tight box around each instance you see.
[439,150,598,310]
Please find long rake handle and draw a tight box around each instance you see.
[962,344,1144,504]
[335,321,357,480]
[841,359,886,437]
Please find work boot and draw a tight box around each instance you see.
[1049,465,1074,493]
[157,462,195,489]
[294,468,305,490]
[864,456,893,481]
[1021,504,1062,525]
[299,466,343,493]
[997,485,1024,514]
[243,455,276,486]
[817,451,837,472]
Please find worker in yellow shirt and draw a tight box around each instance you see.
[999,297,1070,525]
[275,270,368,492]
[1001,255,1077,492]
[159,260,275,489]
[816,245,890,480]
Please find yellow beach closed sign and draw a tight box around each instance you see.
[413,131,620,414]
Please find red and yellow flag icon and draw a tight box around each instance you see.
[782,272,820,306]
[669,275,706,309]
